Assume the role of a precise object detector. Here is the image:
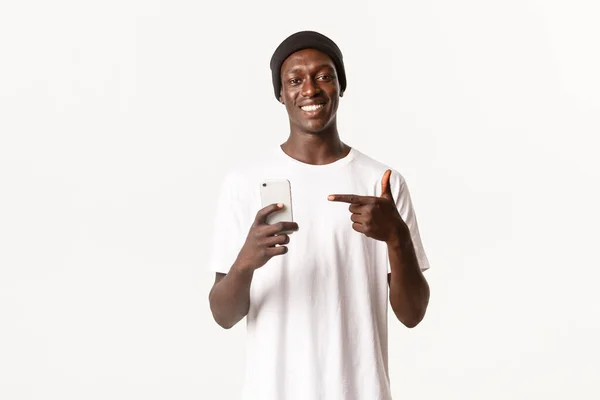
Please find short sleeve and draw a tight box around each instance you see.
[385,171,430,273]
[206,172,249,274]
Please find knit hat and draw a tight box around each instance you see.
[269,31,346,100]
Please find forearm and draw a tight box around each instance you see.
[388,226,430,328]
[209,262,254,329]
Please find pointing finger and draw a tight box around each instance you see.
[328,194,375,204]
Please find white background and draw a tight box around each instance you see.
[1,0,599,399]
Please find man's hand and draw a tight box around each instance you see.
[235,203,299,272]
[209,203,297,329]
[328,169,407,244]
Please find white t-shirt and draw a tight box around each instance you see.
[208,145,430,400]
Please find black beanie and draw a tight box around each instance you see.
[269,31,346,101]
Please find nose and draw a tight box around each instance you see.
[301,78,321,98]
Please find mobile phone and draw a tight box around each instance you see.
[259,179,294,234]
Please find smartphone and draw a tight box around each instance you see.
[259,179,294,234]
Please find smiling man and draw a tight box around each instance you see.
[208,31,431,400]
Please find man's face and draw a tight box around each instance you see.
[279,48,342,134]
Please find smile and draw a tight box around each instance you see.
[300,104,325,112]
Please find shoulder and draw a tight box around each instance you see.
[350,147,407,186]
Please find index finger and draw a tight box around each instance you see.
[254,203,284,224]
[328,194,370,204]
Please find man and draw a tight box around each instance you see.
[208,31,430,400]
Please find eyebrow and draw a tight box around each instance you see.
[283,64,335,75]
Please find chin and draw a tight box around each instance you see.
[302,122,329,134]
[296,117,335,134]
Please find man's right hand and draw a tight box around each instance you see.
[234,203,299,271]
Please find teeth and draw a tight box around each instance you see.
[301,104,324,112]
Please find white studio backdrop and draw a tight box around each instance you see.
[1,0,599,399]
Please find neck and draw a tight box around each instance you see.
[281,123,350,165]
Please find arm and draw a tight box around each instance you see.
[208,203,299,329]
[387,225,430,328]
[328,169,431,328]
[209,263,254,329]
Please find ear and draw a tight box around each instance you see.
[279,88,284,104]
[339,90,344,98]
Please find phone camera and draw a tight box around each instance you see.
[262,183,266,187]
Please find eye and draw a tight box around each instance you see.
[317,74,334,81]
[288,78,301,85]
